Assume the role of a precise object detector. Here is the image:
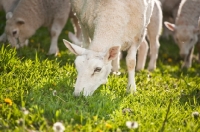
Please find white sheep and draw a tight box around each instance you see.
[136,0,162,71]
[0,0,19,42]
[63,0,155,96]
[5,0,71,55]
[67,0,162,71]
[164,0,200,68]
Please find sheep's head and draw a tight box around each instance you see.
[164,21,199,58]
[63,39,119,96]
[5,12,30,48]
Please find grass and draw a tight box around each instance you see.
[0,11,200,132]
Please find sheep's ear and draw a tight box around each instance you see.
[164,21,176,31]
[6,12,13,19]
[16,18,25,25]
[63,39,86,55]
[105,46,120,61]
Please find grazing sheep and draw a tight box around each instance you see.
[136,0,162,71]
[67,0,162,72]
[63,0,155,96]
[164,0,200,68]
[5,0,71,55]
[0,0,19,42]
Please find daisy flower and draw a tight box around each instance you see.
[192,111,199,119]
[53,90,57,96]
[21,107,29,115]
[53,122,65,132]
[126,121,139,129]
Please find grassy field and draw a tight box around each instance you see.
[0,11,200,132]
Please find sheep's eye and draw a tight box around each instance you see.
[190,38,193,42]
[94,67,102,73]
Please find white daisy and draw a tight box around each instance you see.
[192,111,199,119]
[53,122,65,132]
[53,90,57,96]
[21,107,29,115]
[126,121,139,129]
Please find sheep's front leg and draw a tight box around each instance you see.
[182,46,194,68]
[48,19,67,55]
[112,52,121,75]
[19,39,29,47]
[136,39,149,71]
[0,32,7,42]
[48,24,62,55]
[147,36,160,71]
[126,45,137,93]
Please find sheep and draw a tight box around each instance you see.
[67,0,162,71]
[0,0,20,42]
[164,0,200,68]
[63,0,155,96]
[136,0,162,71]
[5,0,71,55]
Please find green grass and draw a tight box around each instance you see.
[0,11,200,132]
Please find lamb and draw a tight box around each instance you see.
[136,0,162,71]
[164,0,200,68]
[0,0,20,42]
[5,0,71,55]
[63,0,155,96]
